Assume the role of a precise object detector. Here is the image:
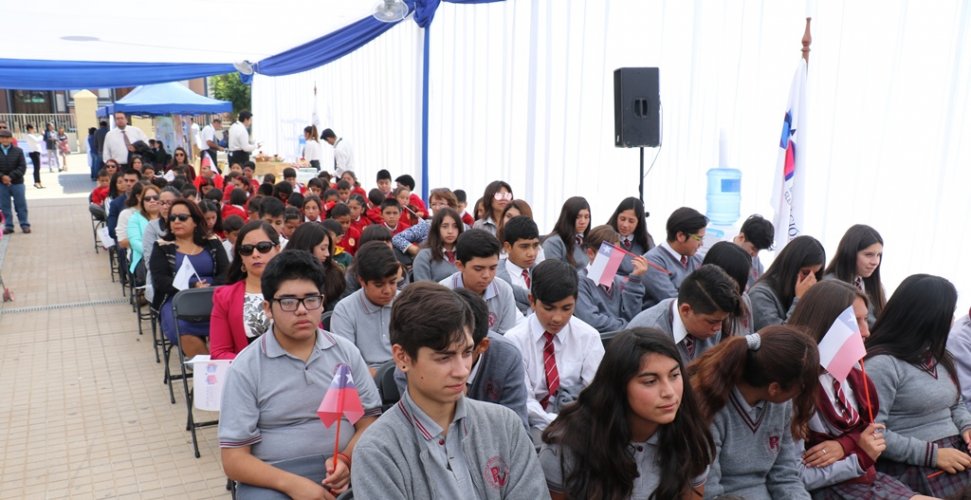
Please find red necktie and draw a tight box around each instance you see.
[521,269,531,289]
[680,254,688,269]
[622,238,632,250]
[832,379,860,425]
[575,234,583,246]
[854,276,864,292]
[540,332,559,410]
[444,250,456,264]
[684,336,696,358]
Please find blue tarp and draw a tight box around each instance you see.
[95,82,232,117]
[0,59,235,91]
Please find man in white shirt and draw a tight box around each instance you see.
[228,111,259,167]
[102,112,148,168]
[505,259,604,437]
[200,118,224,171]
[321,128,353,175]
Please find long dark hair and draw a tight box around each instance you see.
[161,199,210,246]
[108,171,126,199]
[702,241,752,336]
[286,222,346,304]
[425,208,464,262]
[789,280,867,343]
[690,325,819,437]
[549,196,591,266]
[543,328,713,500]
[227,221,280,284]
[865,274,958,383]
[824,224,886,317]
[756,235,825,310]
[607,197,650,251]
[480,180,512,222]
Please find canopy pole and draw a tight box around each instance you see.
[420,22,431,204]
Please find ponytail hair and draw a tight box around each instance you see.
[689,325,819,436]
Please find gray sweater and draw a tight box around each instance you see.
[748,281,799,331]
[866,354,971,467]
[411,248,459,283]
[705,390,810,499]
[574,267,645,333]
[642,244,702,308]
[542,235,588,270]
[351,396,551,500]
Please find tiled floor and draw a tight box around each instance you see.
[0,156,229,499]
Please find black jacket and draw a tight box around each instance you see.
[149,238,228,310]
[94,126,109,154]
[0,145,27,184]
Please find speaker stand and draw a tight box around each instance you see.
[638,147,645,204]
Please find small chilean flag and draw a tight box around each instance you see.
[317,364,365,427]
[586,242,626,289]
[817,306,867,383]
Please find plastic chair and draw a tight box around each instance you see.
[373,360,400,412]
[170,286,219,458]
[321,310,334,331]
[88,203,106,254]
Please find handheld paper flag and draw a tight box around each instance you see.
[818,305,867,382]
[317,363,365,427]
[172,255,200,291]
[201,151,213,169]
[586,242,626,288]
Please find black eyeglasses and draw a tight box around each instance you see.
[238,241,276,256]
[271,294,324,312]
[168,214,191,222]
[0,126,7,130]
[143,195,160,202]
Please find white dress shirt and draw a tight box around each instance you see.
[228,121,256,153]
[333,137,353,171]
[102,125,148,164]
[200,124,220,149]
[303,139,324,162]
[505,314,605,430]
[504,259,529,290]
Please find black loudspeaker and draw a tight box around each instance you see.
[614,67,660,147]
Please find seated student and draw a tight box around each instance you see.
[322,218,353,270]
[342,224,395,298]
[219,251,381,499]
[210,221,281,360]
[391,186,419,228]
[365,188,385,224]
[439,229,523,334]
[702,241,755,336]
[411,207,463,282]
[542,196,592,271]
[258,196,287,245]
[787,281,926,498]
[281,206,301,240]
[257,182,274,197]
[392,188,460,257]
[865,275,971,498]
[335,180,352,203]
[282,167,305,195]
[287,192,304,210]
[375,168,393,197]
[285,222,347,313]
[379,198,408,236]
[245,196,262,223]
[272,180,293,205]
[949,309,971,411]
[393,288,529,426]
[733,214,775,290]
[192,160,223,191]
[339,170,368,199]
[574,225,648,333]
[472,180,513,236]
[394,174,428,218]
[327,203,361,256]
[629,264,740,364]
[642,206,707,308]
[220,188,247,223]
[506,259,605,434]
[749,235,825,331]
[346,194,369,234]
[221,214,245,262]
[540,328,713,499]
[454,188,475,227]
[301,194,323,223]
[351,282,547,499]
[823,224,886,328]
[607,197,656,276]
[306,177,324,198]
[200,200,225,239]
[331,241,400,372]
[691,327,818,500]
[495,216,541,315]
[89,169,110,206]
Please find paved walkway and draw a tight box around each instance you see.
[0,155,228,499]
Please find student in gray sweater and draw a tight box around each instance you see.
[542,196,591,271]
[411,207,463,283]
[864,274,971,498]
[606,197,655,276]
[822,224,887,328]
[352,282,548,500]
[641,207,707,308]
[732,214,774,291]
[495,216,542,315]
[574,225,648,333]
[748,235,825,331]
[701,242,755,336]
[629,264,740,364]
[690,327,819,500]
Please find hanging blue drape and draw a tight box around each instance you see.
[0,59,235,91]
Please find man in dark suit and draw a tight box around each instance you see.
[395,288,529,427]
[94,120,109,170]
[0,129,29,234]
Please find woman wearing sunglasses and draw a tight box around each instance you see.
[126,184,162,285]
[150,199,230,357]
[210,221,281,360]
[472,180,513,236]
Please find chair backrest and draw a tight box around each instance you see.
[321,310,334,331]
[373,359,401,411]
[172,287,216,322]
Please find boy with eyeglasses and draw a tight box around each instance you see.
[219,250,381,499]
[641,206,708,308]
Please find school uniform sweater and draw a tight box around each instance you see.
[616,238,647,276]
[822,273,878,327]
[628,298,723,364]
[542,235,588,270]
[642,243,702,308]
[748,280,798,331]
[705,389,810,499]
[494,260,531,315]
[865,354,971,467]
[947,315,971,411]
[411,248,459,283]
[351,395,550,500]
[440,272,523,334]
[330,288,396,367]
[574,267,645,333]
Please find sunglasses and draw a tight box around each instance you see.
[143,195,160,202]
[168,214,192,223]
[238,241,276,256]
[493,192,513,201]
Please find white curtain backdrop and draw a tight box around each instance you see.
[252,0,971,312]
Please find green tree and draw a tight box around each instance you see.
[211,73,251,119]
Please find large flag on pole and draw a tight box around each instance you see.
[771,59,808,251]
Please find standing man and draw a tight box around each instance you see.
[94,120,109,170]
[321,128,353,175]
[102,112,148,170]
[0,129,30,234]
[228,111,258,167]
[200,118,224,172]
